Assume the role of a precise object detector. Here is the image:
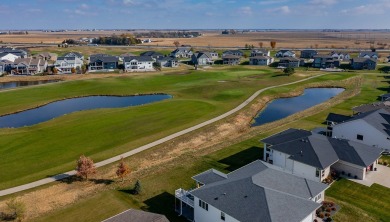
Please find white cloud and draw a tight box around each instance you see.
[309,0,337,5]
[259,0,289,5]
[267,5,291,14]
[237,6,253,16]
[80,4,89,9]
[341,1,390,15]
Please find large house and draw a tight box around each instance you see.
[249,56,274,66]
[278,57,300,68]
[275,50,295,58]
[350,58,377,70]
[0,52,20,62]
[64,52,84,60]
[123,56,154,71]
[140,51,164,60]
[250,49,270,57]
[300,49,318,59]
[328,51,350,61]
[0,47,28,58]
[54,56,83,74]
[222,55,241,65]
[156,56,179,67]
[170,47,193,58]
[11,58,47,75]
[262,128,382,181]
[359,51,378,60]
[312,55,340,68]
[176,160,328,222]
[34,52,57,61]
[88,54,119,72]
[222,50,243,57]
[191,52,215,66]
[331,108,390,150]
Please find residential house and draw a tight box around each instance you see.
[102,209,169,222]
[64,52,84,60]
[54,56,83,74]
[275,49,295,58]
[0,52,20,62]
[332,108,390,150]
[35,52,57,61]
[191,52,215,66]
[359,51,378,60]
[249,56,274,66]
[175,160,328,222]
[222,50,243,57]
[0,47,28,58]
[328,51,350,61]
[208,51,219,60]
[222,55,241,65]
[312,55,340,68]
[300,49,318,59]
[350,58,377,70]
[140,51,164,60]
[170,47,193,58]
[88,54,119,72]
[123,56,154,71]
[262,128,382,181]
[156,56,179,68]
[11,58,47,75]
[250,49,270,57]
[278,57,300,68]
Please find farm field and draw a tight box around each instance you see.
[23,71,390,222]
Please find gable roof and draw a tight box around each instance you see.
[326,113,352,123]
[102,209,169,222]
[190,160,325,222]
[262,128,382,169]
[359,51,378,58]
[192,169,227,185]
[140,51,163,57]
[262,128,312,145]
[342,108,390,136]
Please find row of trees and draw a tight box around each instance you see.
[92,34,142,45]
[244,41,277,50]
[134,31,201,38]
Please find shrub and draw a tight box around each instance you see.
[325,212,330,217]
[326,208,331,212]
[331,207,336,211]
[319,213,324,218]
[133,180,142,195]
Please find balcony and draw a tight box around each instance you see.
[175,188,194,207]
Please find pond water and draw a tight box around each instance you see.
[0,80,60,90]
[0,94,172,128]
[252,88,344,126]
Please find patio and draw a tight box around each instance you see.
[348,165,390,188]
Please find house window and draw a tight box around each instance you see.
[357,134,364,141]
[199,199,208,211]
[315,168,320,177]
[266,148,271,152]
[221,212,225,221]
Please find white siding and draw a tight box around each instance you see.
[332,160,365,179]
[332,119,390,149]
[293,161,320,182]
[301,211,316,222]
[194,197,239,222]
[272,150,287,168]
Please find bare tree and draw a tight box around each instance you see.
[116,157,131,182]
[173,41,180,48]
[258,42,263,48]
[76,155,96,180]
[270,41,276,49]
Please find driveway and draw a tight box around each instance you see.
[348,165,390,188]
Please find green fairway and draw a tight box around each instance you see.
[1,66,350,190]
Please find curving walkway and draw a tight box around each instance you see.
[0,73,325,197]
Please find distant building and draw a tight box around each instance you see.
[64,52,84,60]
[278,57,300,68]
[156,56,179,68]
[300,49,318,59]
[54,56,83,74]
[312,55,340,68]
[123,56,154,71]
[249,56,274,66]
[222,50,243,57]
[11,58,47,75]
[191,51,215,66]
[350,58,377,70]
[170,47,193,58]
[275,50,295,58]
[140,51,164,60]
[328,51,350,61]
[222,55,241,65]
[88,54,119,72]
[250,49,270,57]
[359,51,378,60]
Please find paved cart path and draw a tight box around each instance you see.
[0,73,325,197]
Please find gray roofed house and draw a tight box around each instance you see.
[326,113,352,124]
[64,52,84,60]
[300,49,318,59]
[250,49,270,57]
[328,51,350,61]
[262,128,382,181]
[278,57,300,68]
[275,49,295,58]
[249,56,274,66]
[359,51,378,59]
[222,54,241,65]
[312,55,340,68]
[176,160,327,222]
[88,54,119,72]
[170,47,193,58]
[140,51,164,59]
[54,56,84,74]
[191,51,215,66]
[156,56,179,68]
[102,209,169,222]
[350,57,377,70]
[222,50,244,57]
[0,47,28,58]
[123,56,154,71]
[11,58,47,75]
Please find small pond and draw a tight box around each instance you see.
[0,94,172,128]
[0,80,60,90]
[252,88,344,126]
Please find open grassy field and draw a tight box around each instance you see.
[1,65,335,190]
[2,30,390,50]
[27,71,390,222]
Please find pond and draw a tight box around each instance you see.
[252,88,344,126]
[0,80,60,90]
[0,94,172,128]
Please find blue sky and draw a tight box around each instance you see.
[1,0,390,29]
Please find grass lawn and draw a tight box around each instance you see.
[0,66,354,190]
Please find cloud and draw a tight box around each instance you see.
[341,1,390,15]
[237,6,253,16]
[26,8,42,13]
[259,0,289,5]
[80,4,89,9]
[309,0,337,5]
[267,5,291,14]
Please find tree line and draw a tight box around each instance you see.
[92,34,142,45]
[134,31,201,38]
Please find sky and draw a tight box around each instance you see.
[1,0,390,29]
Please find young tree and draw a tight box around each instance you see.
[81,64,87,74]
[173,41,180,48]
[258,42,263,48]
[71,67,76,74]
[283,67,295,76]
[133,180,142,194]
[153,62,161,71]
[6,198,26,221]
[116,157,131,182]
[52,67,58,74]
[76,155,96,180]
[270,41,276,49]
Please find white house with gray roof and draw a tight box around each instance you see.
[123,56,154,71]
[262,128,382,181]
[54,56,83,74]
[332,108,390,150]
[175,160,328,222]
[0,52,20,62]
[359,51,378,60]
[64,52,84,60]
